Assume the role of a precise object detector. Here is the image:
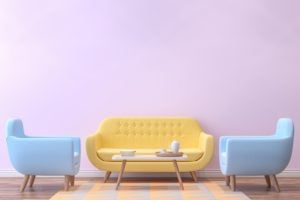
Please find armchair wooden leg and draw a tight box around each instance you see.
[225,176,230,186]
[64,175,71,191]
[264,175,271,189]
[231,175,236,191]
[190,171,198,182]
[270,174,280,192]
[104,171,111,183]
[20,175,30,192]
[70,176,75,186]
[29,175,36,188]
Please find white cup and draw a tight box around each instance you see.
[170,140,180,153]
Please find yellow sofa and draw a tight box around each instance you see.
[86,117,214,175]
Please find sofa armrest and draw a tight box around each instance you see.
[197,132,214,167]
[86,134,102,168]
[198,132,213,150]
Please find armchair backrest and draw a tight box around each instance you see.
[6,118,26,138]
[273,118,294,173]
[275,118,294,138]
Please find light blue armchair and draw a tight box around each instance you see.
[219,118,294,192]
[6,119,81,192]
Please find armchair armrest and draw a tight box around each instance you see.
[226,137,290,158]
[28,136,81,154]
[6,137,76,175]
[219,136,270,153]
[222,137,292,174]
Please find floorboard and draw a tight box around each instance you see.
[0,177,299,200]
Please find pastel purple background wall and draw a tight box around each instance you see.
[1,1,300,172]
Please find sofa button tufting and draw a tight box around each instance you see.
[86,117,214,177]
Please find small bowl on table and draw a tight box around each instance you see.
[120,149,136,157]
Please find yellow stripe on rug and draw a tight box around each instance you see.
[50,181,250,200]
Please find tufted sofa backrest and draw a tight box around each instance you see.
[96,117,203,148]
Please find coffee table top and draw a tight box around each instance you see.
[112,154,187,161]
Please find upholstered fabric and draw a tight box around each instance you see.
[6,119,81,176]
[86,117,214,172]
[219,118,294,176]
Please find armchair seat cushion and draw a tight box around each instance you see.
[220,152,227,165]
[97,148,204,162]
[74,152,80,165]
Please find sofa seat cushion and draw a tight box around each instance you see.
[97,148,204,162]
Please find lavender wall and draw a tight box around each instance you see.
[1,1,299,172]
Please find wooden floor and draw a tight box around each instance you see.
[0,177,299,200]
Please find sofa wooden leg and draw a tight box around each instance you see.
[29,175,36,188]
[64,175,70,191]
[270,174,280,192]
[231,175,236,191]
[20,175,30,192]
[264,175,271,189]
[225,176,230,186]
[190,171,198,182]
[104,171,111,183]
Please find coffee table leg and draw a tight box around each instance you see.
[116,160,127,190]
[172,160,184,190]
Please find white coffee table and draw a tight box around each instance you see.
[112,154,187,190]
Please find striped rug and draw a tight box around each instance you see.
[50,181,250,200]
